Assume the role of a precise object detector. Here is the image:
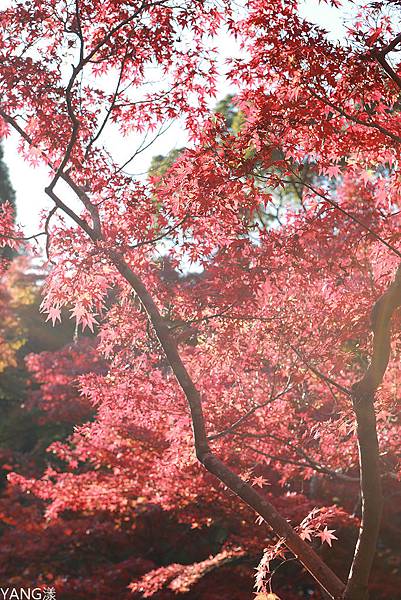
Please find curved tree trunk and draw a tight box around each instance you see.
[344,266,401,599]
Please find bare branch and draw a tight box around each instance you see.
[129,215,188,250]
[117,120,174,175]
[85,46,130,157]
[308,87,401,145]
[375,52,401,90]
[377,32,401,56]
[208,383,294,442]
[44,185,93,238]
[289,171,401,260]
[242,443,359,483]
[239,433,359,483]
[0,231,46,242]
[290,345,352,397]
[0,109,96,238]
[168,305,236,331]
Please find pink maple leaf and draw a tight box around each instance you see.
[252,476,270,488]
[46,306,61,326]
[299,526,314,542]
[317,527,338,547]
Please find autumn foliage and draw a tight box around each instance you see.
[1,1,401,598]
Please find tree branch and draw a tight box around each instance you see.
[288,171,401,260]
[242,443,358,483]
[308,88,401,145]
[373,51,401,91]
[377,33,401,57]
[290,345,352,397]
[232,432,359,483]
[208,383,294,442]
[129,215,188,250]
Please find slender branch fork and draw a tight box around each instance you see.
[208,382,294,442]
[2,11,401,600]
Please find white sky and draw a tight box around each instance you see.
[2,0,352,237]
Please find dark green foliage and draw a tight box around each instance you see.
[149,148,184,179]
[213,94,244,134]
[0,270,77,462]
[147,96,244,183]
[0,144,16,260]
[0,143,15,210]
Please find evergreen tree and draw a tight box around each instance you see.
[0,144,15,210]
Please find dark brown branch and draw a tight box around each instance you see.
[85,46,130,157]
[47,1,168,233]
[0,231,46,242]
[374,52,401,90]
[230,431,359,483]
[96,251,344,599]
[129,215,188,250]
[116,120,173,175]
[44,205,58,261]
[257,163,401,261]
[108,250,211,455]
[288,173,401,260]
[199,452,345,599]
[242,443,358,483]
[377,33,401,57]
[48,65,102,237]
[168,304,236,331]
[44,186,93,238]
[354,265,401,398]
[308,87,401,145]
[0,109,96,237]
[290,345,352,397]
[0,109,55,171]
[208,384,294,442]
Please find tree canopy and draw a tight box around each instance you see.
[1,1,401,599]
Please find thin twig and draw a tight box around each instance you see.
[208,384,294,442]
[290,345,352,397]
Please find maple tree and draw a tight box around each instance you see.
[1,0,401,598]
